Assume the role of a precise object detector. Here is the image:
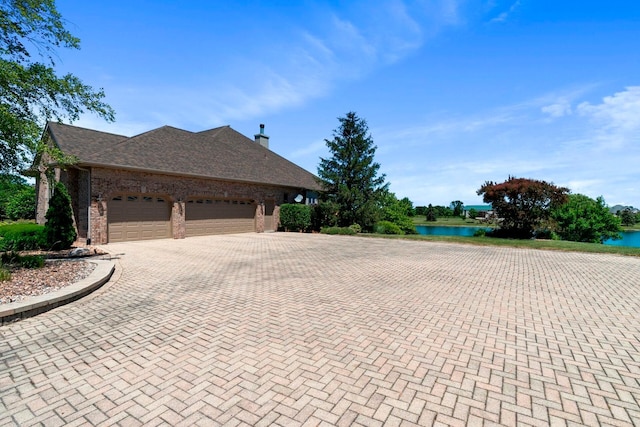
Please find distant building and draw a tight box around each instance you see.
[463,204,492,219]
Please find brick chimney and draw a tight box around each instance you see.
[254,124,269,149]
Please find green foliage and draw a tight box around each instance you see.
[415,206,426,216]
[44,181,76,249]
[468,208,479,219]
[425,204,437,222]
[478,176,569,239]
[311,200,339,231]
[551,194,622,243]
[279,203,311,232]
[433,205,453,218]
[320,226,356,235]
[374,220,404,235]
[0,173,28,219]
[379,191,416,234]
[473,228,486,237]
[318,112,388,230]
[0,0,115,173]
[0,222,45,250]
[5,185,35,220]
[1,251,44,269]
[620,209,636,226]
[0,267,10,281]
[450,200,463,217]
[348,223,361,233]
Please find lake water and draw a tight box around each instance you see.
[415,225,640,248]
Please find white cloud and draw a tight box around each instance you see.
[488,0,521,24]
[541,101,572,118]
[577,86,640,133]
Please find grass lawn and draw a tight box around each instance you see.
[362,233,640,257]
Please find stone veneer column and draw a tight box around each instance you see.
[172,200,186,239]
[272,205,281,232]
[90,200,108,245]
[255,203,264,233]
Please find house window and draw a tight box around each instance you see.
[112,196,122,201]
[127,196,138,202]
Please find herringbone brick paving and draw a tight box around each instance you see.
[1,233,639,426]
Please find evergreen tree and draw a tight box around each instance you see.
[425,204,437,222]
[318,112,388,229]
[44,181,76,249]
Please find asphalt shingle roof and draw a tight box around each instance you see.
[46,122,320,190]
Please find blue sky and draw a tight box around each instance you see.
[54,0,640,207]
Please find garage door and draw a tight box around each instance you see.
[108,195,172,242]
[186,198,255,236]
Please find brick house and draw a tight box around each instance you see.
[33,122,321,244]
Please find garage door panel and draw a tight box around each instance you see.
[108,195,172,242]
[186,199,255,236]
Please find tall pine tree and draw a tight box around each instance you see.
[318,112,388,229]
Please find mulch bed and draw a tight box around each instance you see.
[0,247,108,304]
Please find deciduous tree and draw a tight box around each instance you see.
[477,176,569,238]
[1,0,115,173]
[551,194,621,243]
[450,200,463,217]
[318,112,388,229]
[619,208,636,226]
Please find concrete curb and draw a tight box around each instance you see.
[0,259,115,325]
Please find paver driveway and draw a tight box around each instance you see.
[1,233,639,426]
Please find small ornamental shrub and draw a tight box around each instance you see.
[279,204,311,232]
[348,223,361,233]
[44,182,77,250]
[0,267,10,282]
[0,252,44,269]
[0,223,46,251]
[320,226,356,235]
[374,221,404,235]
[18,254,45,269]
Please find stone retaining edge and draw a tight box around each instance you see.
[0,260,115,325]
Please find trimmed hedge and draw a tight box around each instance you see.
[279,204,312,232]
[320,226,356,235]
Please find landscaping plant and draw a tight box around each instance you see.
[44,182,77,250]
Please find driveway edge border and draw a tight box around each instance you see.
[0,260,115,326]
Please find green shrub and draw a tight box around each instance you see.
[0,267,10,282]
[0,252,44,269]
[1,252,43,268]
[320,226,356,235]
[374,221,404,235]
[473,228,486,237]
[279,204,312,232]
[0,223,46,251]
[311,200,340,231]
[44,182,77,250]
[348,223,362,233]
[18,255,45,269]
